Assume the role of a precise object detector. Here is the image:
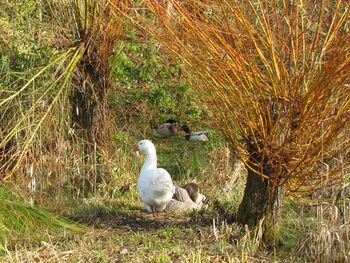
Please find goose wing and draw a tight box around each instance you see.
[151,168,175,195]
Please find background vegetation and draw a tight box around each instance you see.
[0,0,349,262]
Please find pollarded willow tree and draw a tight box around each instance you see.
[0,0,124,192]
[141,0,350,242]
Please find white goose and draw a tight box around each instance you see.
[136,140,175,213]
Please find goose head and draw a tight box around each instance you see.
[137,139,156,155]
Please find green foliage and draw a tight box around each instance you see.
[0,188,87,253]
[109,31,204,125]
[280,202,310,252]
[0,1,54,77]
[155,136,218,181]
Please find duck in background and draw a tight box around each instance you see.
[153,119,179,138]
[181,125,208,141]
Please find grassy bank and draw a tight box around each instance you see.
[1,1,349,262]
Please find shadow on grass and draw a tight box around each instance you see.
[69,207,217,232]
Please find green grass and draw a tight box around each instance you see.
[152,131,224,182]
[0,188,87,254]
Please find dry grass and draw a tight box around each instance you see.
[0,212,296,263]
[279,178,350,262]
[295,185,350,262]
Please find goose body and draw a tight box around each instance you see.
[136,140,175,212]
[181,125,208,141]
[153,119,178,138]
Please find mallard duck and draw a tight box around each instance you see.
[181,125,208,141]
[153,119,178,138]
[136,139,175,213]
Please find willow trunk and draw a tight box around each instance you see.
[237,142,284,246]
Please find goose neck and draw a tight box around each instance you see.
[141,149,157,171]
